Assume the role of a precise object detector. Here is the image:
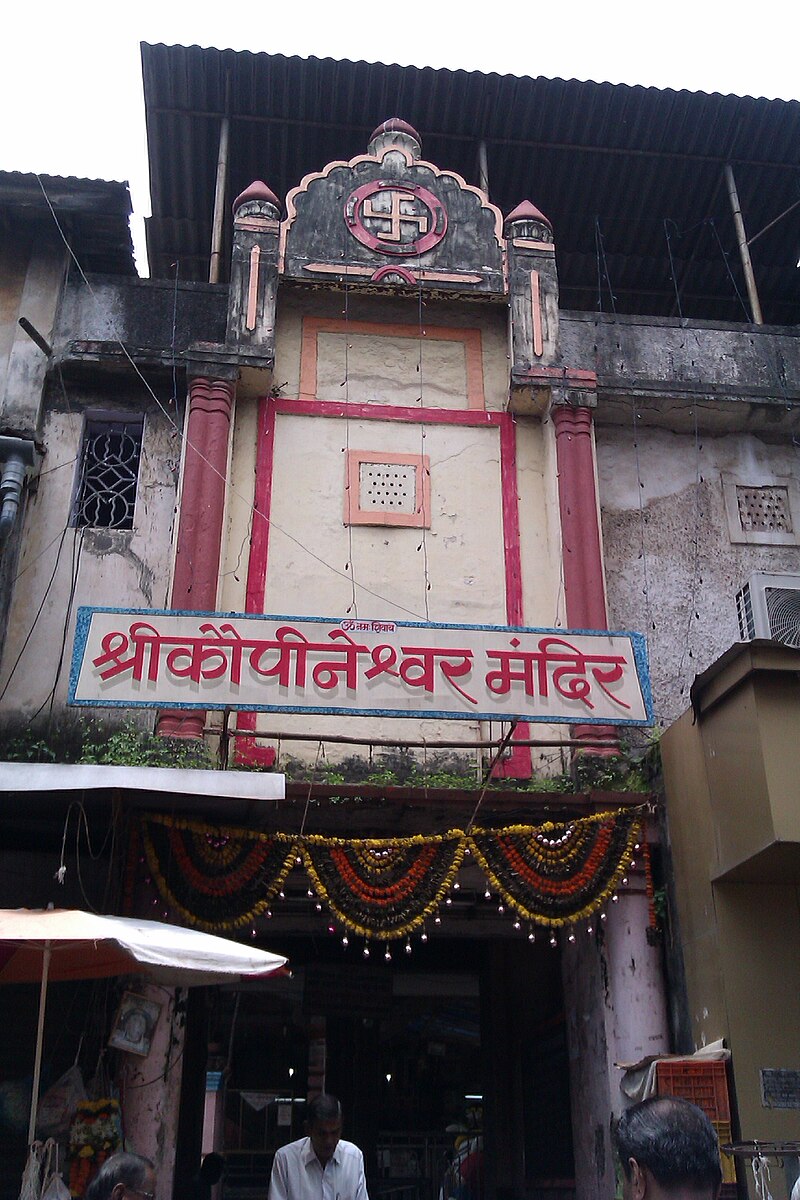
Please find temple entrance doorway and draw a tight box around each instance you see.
[211,936,574,1200]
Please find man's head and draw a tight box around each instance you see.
[84,1153,156,1200]
[614,1096,722,1200]
[307,1093,343,1166]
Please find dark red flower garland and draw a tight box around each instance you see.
[140,807,645,939]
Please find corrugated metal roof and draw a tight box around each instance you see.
[0,172,135,276]
[142,44,800,323]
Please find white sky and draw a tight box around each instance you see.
[4,1,799,275]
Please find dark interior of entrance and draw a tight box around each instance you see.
[213,937,574,1200]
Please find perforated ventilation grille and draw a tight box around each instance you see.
[764,587,800,648]
[736,485,792,533]
[359,462,417,513]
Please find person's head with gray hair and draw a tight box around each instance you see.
[614,1096,722,1200]
[84,1153,156,1200]
[306,1094,343,1166]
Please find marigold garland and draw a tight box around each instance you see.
[139,806,645,941]
[468,809,641,926]
[142,814,297,932]
[302,833,466,940]
[642,836,657,929]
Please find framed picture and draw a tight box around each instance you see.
[108,992,162,1057]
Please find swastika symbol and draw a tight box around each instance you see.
[345,180,447,257]
[362,190,430,242]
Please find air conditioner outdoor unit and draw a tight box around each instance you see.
[735,572,800,648]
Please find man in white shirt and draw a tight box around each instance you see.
[268,1094,369,1200]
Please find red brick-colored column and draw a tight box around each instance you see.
[158,376,235,739]
[552,403,618,755]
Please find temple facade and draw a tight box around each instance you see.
[1,47,800,1200]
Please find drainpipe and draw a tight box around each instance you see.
[724,163,763,325]
[0,437,39,552]
[0,456,27,551]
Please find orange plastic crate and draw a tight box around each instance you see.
[654,1060,731,1122]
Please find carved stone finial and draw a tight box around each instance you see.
[367,118,422,159]
[505,200,552,233]
[232,180,281,216]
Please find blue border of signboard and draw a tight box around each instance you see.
[69,606,654,726]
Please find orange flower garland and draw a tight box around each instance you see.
[140,805,647,941]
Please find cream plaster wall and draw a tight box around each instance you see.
[516,417,561,628]
[274,289,509,410]
[316,330,471,407]
[265,412,506,620]
[515,414,568,767]
[231,287,567,764]
[0,405,179,725]
[220,395,259,616]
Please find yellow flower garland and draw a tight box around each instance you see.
[139,804,648,940]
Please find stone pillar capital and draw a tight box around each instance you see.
[551,403,595,438]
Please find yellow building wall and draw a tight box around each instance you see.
[663,678,800,1200]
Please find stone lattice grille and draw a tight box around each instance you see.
[359,462,417,513]
[736,485,792,533]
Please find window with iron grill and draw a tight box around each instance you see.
[74,418,143,530]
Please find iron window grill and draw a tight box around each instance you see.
[74,417,143,530]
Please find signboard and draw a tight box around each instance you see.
[69,608,653,726]
[760,1068,800,1109]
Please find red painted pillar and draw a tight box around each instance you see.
[158,376,235,739]
[552,402,618,755]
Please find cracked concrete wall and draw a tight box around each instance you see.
[0,229,65,437]
[597,424,800,728]
[0,398,180,728]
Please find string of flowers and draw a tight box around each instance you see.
[469,808,641,926]
[301,833,466,940]
[642,835,657,930]
[141,813,297,931]
[139,806,645,939]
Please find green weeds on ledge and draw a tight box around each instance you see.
[0,723,656,792]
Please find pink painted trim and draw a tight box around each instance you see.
[275,397,500,427]
[552,404,618,755]
[499,416,524,627]
[298,317,485,409]
[345,449,431,527]
[512,238,555,252]
[233,732,276,767]
[552,406,608,630]
[158,376,235,742]
[497,413,531,778]
[246,245,260,331]
[530,269,543,358]
[518,366,597,388]
[302,262,485,286]
[235,397,277,759]
[370,265,417,285]
[245,397,276,614]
